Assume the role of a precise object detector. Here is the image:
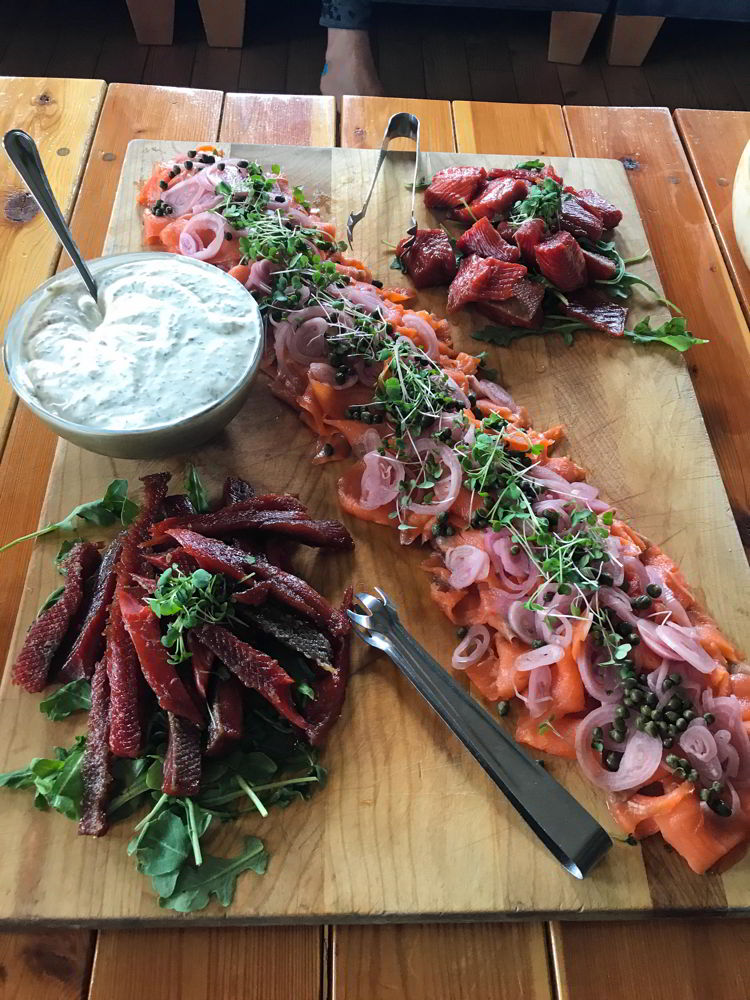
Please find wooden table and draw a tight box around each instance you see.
[2,78,750,999]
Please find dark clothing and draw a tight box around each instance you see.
[320,1,373,29]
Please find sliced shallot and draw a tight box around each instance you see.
[452,625,491,670]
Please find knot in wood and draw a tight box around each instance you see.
[4,191,39,223]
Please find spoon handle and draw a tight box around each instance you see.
[3,129,98,301]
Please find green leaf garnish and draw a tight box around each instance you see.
[39,679,92,721]
[0,479,138,555]
[515,159,545,170]
[184,463,211,514]
[158,837,268,913]
[37,585,64,616]
[147,567,240,664]
[625,317,707,352]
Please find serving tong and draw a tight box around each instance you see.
[347,112,421,252]
[348,589,613,879]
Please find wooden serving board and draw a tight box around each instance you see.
[1,141,749,924]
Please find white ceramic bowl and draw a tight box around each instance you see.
[3,252,264,459]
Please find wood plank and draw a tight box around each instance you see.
[333,924,552,1000]
[0,0,57,78]
[507,16,565,108]
[238,38,289,95]
[376,9,425,100]
[550,920,750,1000]
[600,63,654,108]
[556,62,609,107]
[340,97,455,152]
[453,101,571,157]
[675,109,750,324]
[220,94,335,146]
[465,23,518,104]
[564,106,750,553]
[191,44,242,92]
[286,30,326,97]
[0,76,105,450]
[89,928,321,1000]
[0,929,94,1000]
[142,43,197,88]
[2,143,736,922]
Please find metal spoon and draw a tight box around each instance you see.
[3,129,98,301]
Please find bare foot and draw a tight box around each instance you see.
[321,28,384,109]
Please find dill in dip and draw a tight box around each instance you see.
[17,256,261,430]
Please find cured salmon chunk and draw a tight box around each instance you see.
[205,673,244,757]
[581,247,617,281]
[424,166,487,209]
[447,255,526,312]
[562,288,628,336]
[476,278,545,328]
[452,177,528,223]
[397,228,458,288]
[575,187,623,229]
[512,218,546,264]
[456,217,521,262]
[162,713,202,797]
[534,231,587,292]
[79,658,113,837]
[560,198,605,243]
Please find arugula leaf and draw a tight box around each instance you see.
[184,463,211,513]
[55,538,77,566]
[625,317,707,353]
[131,809,191,877]
[405,176,430,192]
[0,736,89,819]
[0,479,139,554]
[472,324,536,348]
[292,185,310,210]
[390,255,407,272]
[515,159,545,170]
[215,181,232,196]
[158,837,268,913]
[39,679,92,721]
[37,585,64,616]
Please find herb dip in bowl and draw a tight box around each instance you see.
[4,252,263,458]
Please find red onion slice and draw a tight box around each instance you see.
[405,440,462,516]
[576,709,663,792]
[524,664,554,717]
[246,258,273,295]
[289,317,328,365]
[598,586,640,627]
[445,544,490,589]
[577,632,621,704]
[470,376,519,413]
[359,451,405,509]
[308,362,358,389]
[452,625,491,670]
[656,622,717,674]
[352,428,383,459]
[623,555,650,593]
[645,566,691,626]
[515,643,564,671]
[178,211,228,260]
[339,283,383,314]
[508,600,539,645]
[637,619,676,658]
[401,313,440,359]
[679,720,723,783]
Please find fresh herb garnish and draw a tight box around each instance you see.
[624,316,707,352]
[0,735,87,820]
[37,585,64,616]
[515,159,546,170]
[184,463,211,513]
[147,567,240,664]
[39,679,92,721]
[0,479,138,554]
[509,178,565,229]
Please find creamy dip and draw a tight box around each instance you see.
[16,257,261,430]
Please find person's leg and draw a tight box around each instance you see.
[320,2,384,106]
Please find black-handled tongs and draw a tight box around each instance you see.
[348,589,613,878]
[347,112,421,251]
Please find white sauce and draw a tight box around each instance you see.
[17,257,261,430]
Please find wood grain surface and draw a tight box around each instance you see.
[1,140,747,923]
[563,106,750,557]
[89,927,322,1000]
[0,76,105,448]
[332,924,552,1000]
[550,919,750,1000]
[675,109,750,324]
[0,929,94,1000]
[453,101,570,157]
[220,94,336,146]
[341,96,455,152]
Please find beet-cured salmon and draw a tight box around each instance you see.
[396,228,458,288]
[447,255,526,312]
[78,659,113,837]
[452,177,528,223]
[535,231,587,292]
[13,542,100,693]
[423,165,487,209]
[456,217,521,263]
[562,289,628,336]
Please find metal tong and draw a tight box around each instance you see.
[347,112,421,251]
[348,589,613,879]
